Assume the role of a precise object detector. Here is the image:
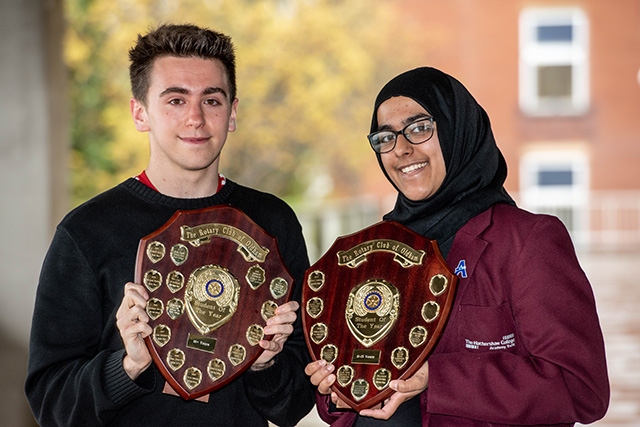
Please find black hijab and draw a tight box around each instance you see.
[372,67,515,257]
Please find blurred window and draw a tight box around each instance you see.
[537,25,572,42]
[538,169,573,186]
[520,149,589,243]
[519,8,589,116]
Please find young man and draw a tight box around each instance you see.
[26,24,315,426]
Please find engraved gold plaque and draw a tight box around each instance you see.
[270,277,289,299]
[146,298,164,320]
[352,349,381,365]
[246,324,264,346]
[187,333,216,353]
[207,359,226,381]
[302,220,458,411]
[321,344,338,364]
[137,206,294,400]
[166,271,185,293]
[310,323,328,344]
[153,324,171,347]
[306,297,324,318]
[391,347,409,369]
[228,344,246,366]
[170,243,189,266]
[345,279,399,348]
[351,379,369,401]
[180,223,269,262]
[144,270,162,292]
[167,348,185,371]
[337,365,355,387]
[307,270,325,292]
[246,265,265,290]
[184,367,202,389]
[409,326,428,348]
[147,241,166,263]
[166,298,184,320]
[261,300,278,321]
[373,368,391,390]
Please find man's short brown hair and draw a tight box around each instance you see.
[129,24,236,105]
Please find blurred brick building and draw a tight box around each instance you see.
[400,0,640,250]
[304,0,640,259]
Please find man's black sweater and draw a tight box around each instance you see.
[26,178,315,426]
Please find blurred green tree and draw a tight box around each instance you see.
[65,0,426,206]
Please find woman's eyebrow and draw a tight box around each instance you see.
[402,113,431,125]
[378,113,431,131]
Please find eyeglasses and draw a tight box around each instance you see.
[367,117,435,154]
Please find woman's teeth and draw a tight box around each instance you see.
[401,162,427,174]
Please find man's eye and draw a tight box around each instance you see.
[204,99,220,106]
[168,99,183,105]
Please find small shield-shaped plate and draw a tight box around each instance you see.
[302,220,457,411]
[136,206,293,400]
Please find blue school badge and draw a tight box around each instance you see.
[454,259,467,278]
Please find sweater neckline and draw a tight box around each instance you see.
[124,177,236,210]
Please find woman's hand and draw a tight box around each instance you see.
[305,359,353,409]
[358,361,429,420]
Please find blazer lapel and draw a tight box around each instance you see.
[446,206,493,281]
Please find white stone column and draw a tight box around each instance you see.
[0,0,67,423]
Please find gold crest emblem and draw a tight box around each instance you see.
[184,265,239,335]
[345,279,399,347]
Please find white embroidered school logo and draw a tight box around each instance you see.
[465,333,516,351]
[454,259,467,278]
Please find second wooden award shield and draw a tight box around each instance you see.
[135,206,293,400]
[302,221,457,411]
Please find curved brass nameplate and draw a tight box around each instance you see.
[180,223,269,263]
[337,239,425,268]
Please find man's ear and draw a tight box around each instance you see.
[228,97,239,132]
[130,98,150,132]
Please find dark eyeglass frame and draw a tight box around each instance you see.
[367,117,435,154]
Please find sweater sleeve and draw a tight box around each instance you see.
[426,214,610,425]
[25,227,153,426]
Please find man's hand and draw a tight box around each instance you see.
[116,282,153,380]
[251,301,299,370]
[358,361,429,420]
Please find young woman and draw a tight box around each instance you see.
[306,67,609,426]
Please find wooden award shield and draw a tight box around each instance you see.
[135,206,293,400]
[302,221,457,411]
